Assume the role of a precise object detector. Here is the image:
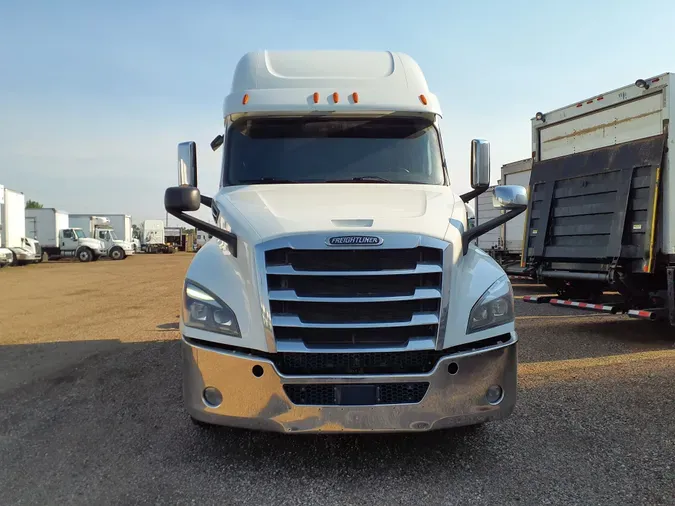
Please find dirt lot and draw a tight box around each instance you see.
[1,254,674,505]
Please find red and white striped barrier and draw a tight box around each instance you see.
[627,309,662,320]
[549,299,616,313]
[522,295,552,303]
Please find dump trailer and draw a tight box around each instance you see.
[162,49,530,433]
[522,73,675,325]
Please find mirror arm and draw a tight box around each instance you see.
[459,184,489,203]
[165,205,238,257]
[200,195,213,207]
[461,205,527,255]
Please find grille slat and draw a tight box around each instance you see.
[264,244,444,348]
[272,313,439,329]
[266,264,442,276]
[268,287,442,303]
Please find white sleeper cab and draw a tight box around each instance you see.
[165,50,528,433]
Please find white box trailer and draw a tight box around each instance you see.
[474,159,532,269]
[102,214,132,243]
[25,208,106,262]
[475,186,501,251]
[1,186,42,265]
[521,72,675,325]
[25,208,70,247]
[501,159,532,254]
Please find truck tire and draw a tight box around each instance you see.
[109,247,125,260]
[8,250,18,267]
[77,247,93,263]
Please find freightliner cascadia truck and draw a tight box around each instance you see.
[163,50,528,433]
[521,73,675,326]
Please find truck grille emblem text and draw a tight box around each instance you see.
[326,236,384,246]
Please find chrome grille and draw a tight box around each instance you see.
[262,238,445,349]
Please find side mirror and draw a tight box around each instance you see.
[492,185,528,209]
[178,141,198,187]
[461,183,528,256]
[165,186,201,213]
[470,139,490,188]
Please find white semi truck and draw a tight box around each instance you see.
[140,219,174,253]
[69,214,134,260]
[475,158,532,271]
[25,208,106,262]
[163,50,528,433]
[521,73,675,326]
[0,186,42,266]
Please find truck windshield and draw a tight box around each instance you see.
[224,116,446,185]
[74,230,85,239]
[109,231,118,240]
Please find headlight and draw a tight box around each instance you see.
[467,275,514,333]
[182,281,241,337]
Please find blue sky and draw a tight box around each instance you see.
[1,0,673,225]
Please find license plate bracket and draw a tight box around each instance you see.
[336,384,377,405]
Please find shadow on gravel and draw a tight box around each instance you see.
[0,338,501,491]
[1,337,674,504]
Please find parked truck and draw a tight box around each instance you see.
[140,219,174,253]
[521,73,675,326]
[69,214,134,260]
[0,185,42,266]
[162,50,529,433]
[25,208,106,262]
[475,159,532,271]
[89,214,137,250]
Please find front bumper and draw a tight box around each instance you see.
[183,333,518,433]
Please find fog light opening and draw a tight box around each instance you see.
[252,365,264,378]
[203,387,223,408]
[486,385,503,405]
[447,362,459,375]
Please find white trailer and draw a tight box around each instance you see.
[69,214,134,260]
[474,158,532,270]
[0,186,42,266]
[522,73,675,326]
[25,208,106,262]
[475,186,501,251]
[103,214,133,243]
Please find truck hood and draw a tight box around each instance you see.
[113,239,134,250]
[80,238,105,250]
[217,184,464,243]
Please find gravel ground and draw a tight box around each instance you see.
[1,255,674,505]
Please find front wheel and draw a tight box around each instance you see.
[109,247,125,260]
[77,248,93,263]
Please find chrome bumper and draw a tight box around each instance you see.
[182,333,518,433]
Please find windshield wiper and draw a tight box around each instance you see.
[237,177,296,184]
[325,176,393,183]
